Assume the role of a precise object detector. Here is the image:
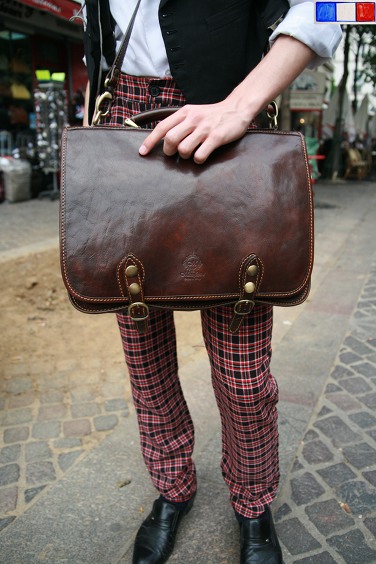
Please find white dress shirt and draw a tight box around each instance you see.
[83,0,342,76]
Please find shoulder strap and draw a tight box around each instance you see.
[92,0,141,125]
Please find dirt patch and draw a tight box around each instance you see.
[0,247,204,374]
[0,248,125,370]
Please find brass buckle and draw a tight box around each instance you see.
[233,299,255,315]
[266,100,279,129]
[92,91,112,125]
[128,302,150,322]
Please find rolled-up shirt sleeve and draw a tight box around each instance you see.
[269,0,343,67]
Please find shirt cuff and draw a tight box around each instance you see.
[269,2,342,67]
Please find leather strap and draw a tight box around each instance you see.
[230,255,262,333]
[92,0,141,125]
[104,0,141,89]
[118,254,149,333]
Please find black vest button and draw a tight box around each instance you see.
[149,85,161,97]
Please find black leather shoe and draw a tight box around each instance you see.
[240,506,283,563]
[132,495,194,564]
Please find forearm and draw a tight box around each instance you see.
[140,35,319,163]
[227,34,316,122]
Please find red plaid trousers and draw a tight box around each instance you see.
[104,74,279,519]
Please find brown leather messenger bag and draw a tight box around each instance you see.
[60,113,313,334]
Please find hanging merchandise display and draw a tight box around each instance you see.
[34,79,68,199]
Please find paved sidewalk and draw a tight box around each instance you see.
[0,180,375,562]
[274,257,376,563]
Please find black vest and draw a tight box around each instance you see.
[84,0,289,122]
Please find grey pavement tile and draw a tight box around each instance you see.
[3,376,33,394]
[314,415,360,446]
[344,336,375,356]
[3,426,29,444]
[276,517,321,556]
[38,404,68,421]
[53,438,82,449]
[355,362,376,379]
[363,470,376,488]
[317,463,356,488]
[349,411,376,429]
[39,390,65,404]
[70,388,96,403]
[58,451,83,472]
[340,377,372,395]
[290,472,325,506]
[0,444,21,464]
[342,442,376,469]
[71,402,101,418]
[26,461,56,486]
[0,463,20,486]
[302,440,334,465]
[63,419,91,437]
[0,516,16,532]
[327,529,376,564]
[25,441,52,463]
[326,392,363,412]
[339,352,362,365]
[8,392,36,408]
[336,481,376,515]
[274,503,292,522]
[0,486,18,513]
[303,429,319,442]
[293,552,338,564]
[0,407,33,426]
[359,392,376,410]
[366,428,376,444]
[24,485,46,504]
[305,498,354,535]
[325,383,342,393]
[317,406,332,418]
[32,420,61,440]
[291,459,304,472]
[94,414,119,432]
[364,516,376,537]
[104,398,128,412]
[331,366,354,381]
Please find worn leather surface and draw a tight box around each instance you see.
[60,125,313,314]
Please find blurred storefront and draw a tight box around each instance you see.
[289,69,328,138]
[0,0,87,201]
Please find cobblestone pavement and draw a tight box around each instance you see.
[274,258,376,563]
[0,357,130,532]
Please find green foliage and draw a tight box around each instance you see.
[352,26,376,87]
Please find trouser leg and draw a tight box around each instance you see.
[117,309,196,502]
[201,303,279,518]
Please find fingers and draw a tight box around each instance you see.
[139,109,186,156]
[138,103,247,164]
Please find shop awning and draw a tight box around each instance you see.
[16,0,81,22]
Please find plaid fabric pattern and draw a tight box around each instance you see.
[111,74,279,518]
[102,73,186,127]
[201,304,278,518]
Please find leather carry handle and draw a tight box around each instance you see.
[131,107,179,126]
[128,105,278,129]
